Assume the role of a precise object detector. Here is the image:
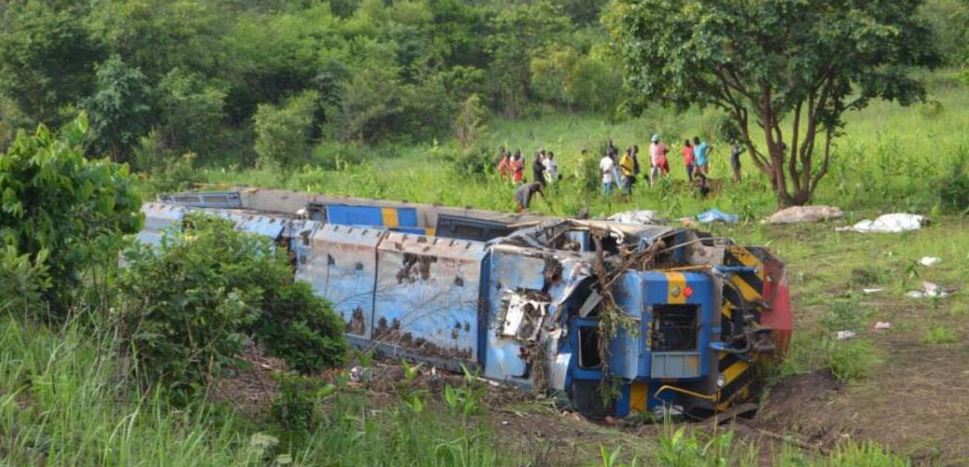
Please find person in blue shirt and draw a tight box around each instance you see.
[692,136,711,177]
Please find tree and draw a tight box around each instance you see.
[82,55,153,161]
[609,0,940,206]
[0,115,141,318]
[453,93,488,149]
[0,2,104,127]
[253,91,320,170]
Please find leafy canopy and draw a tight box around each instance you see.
[609,0,940,206]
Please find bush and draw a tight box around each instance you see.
[0,115,141,319]
[253,91,320,171]
[271,373,336,431]
[0,246,51,318]
[936,145,969,213]
[118,214,346,403]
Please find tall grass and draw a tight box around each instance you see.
[0,317,508,465]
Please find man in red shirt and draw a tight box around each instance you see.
[681,139,695,182]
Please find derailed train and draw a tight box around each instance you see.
[139,188,792,419]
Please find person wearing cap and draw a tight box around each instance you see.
[648,134,669,186]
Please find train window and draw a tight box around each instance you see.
[577,326,602,369]
[650,305,699,352]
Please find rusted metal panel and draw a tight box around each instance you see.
[372,233,488,363]
[296,224,385,339]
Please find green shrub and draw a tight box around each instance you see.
[118,214,346,403]
[0,115,141,319]
[935,145,969,213]
[271,372,336,432]
[253,282,347,374]
[254,91,320,171]
[0,246,51,318]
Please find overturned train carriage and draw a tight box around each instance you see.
[140,188,792,419]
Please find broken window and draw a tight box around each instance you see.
[577,326,602,369]
[650,305,699,352]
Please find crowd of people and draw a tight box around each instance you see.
[498,135,729,212]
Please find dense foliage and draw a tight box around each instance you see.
[118,214,346,402]
[0,0,621,167]
[0,115,141,318]
[608,0,941,206]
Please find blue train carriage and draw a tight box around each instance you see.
[139,191,792,419]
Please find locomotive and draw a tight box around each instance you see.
[138,188,792,419]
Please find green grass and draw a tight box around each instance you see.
[922,326,960,345]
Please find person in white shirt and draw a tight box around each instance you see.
[599,153,615,195]
[543,151,559,183]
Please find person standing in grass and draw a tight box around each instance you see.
[619,148,636,194]
[515,181,544,213]
[533,149,547,187]
[648,134,668,186]
[693,136,711,177]
[511,149,525,184]
[599,151,616,195]
[544,151,559,183]
[681,139,695,181]
[730,142,745,182]
[497,149,512,181]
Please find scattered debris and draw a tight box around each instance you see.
[873,322,891,330]
[350,365,373,383]
[836,330,857,340]
[836,213,926,233]
[862,288,884,294]
[919,256,941,267]
[905,281,953,299]
[607,210,666,225]
[765,206,844,224]
[695,208,738,224]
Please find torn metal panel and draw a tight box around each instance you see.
[372,233,488,362]
[297,224,385,339]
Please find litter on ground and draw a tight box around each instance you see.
[873,321,891,330]
[919,256,941,266]
[696,208,739,224]
[906,281,952,299]
[765,205,844,224]
[836,330,857,340]
[862,288,884,294]
[607,210,666,225]
[836,213,926,233]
